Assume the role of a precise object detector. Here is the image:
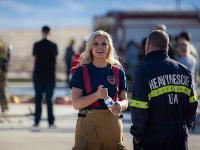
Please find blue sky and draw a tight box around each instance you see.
[0,0,199,29]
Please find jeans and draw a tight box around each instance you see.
[33,78,55,125]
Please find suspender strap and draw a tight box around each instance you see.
[82,64,120,108]
[82,65,100,108]
[82,65,92,93]
[69,67,77,81]
[112,65,120,101]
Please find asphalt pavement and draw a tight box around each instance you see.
[0,82,200,150]
[0,103,133,150]
[0,104,200,150]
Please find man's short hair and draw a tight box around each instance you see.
[148,30,169,50]
[42,25,50,33]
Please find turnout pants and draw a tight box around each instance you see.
[0,87,8,112]
[0,73,8,112]
[72,110,127,150]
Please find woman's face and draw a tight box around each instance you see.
[91,35,109,60]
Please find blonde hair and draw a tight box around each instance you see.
[80,30,122,68]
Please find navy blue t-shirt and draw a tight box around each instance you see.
[33,39,58,80]
[70,63,127,109]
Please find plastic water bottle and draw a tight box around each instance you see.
[104,96,114,108]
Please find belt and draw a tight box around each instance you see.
[77,109,92,117]
[78,111,123,118]
[78,113,86,117]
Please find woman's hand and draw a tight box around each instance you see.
[110,102,122,116]
[96,85,108,99]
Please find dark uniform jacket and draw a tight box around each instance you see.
[130,50,198,150]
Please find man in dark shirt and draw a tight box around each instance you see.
[32,25,58,128]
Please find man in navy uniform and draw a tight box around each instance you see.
[130,30,198,150]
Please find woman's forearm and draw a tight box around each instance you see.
[72,91,100,110]
[118,90,129,111]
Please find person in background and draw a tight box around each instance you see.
[178,31,199,59]
[154,24,167,32]
[125,40,140,91]
[117,44,126,68]
[0,38,10,113]
[32,25,58,129]
[64,39,75,85]
[130,30,198,150]
[154,24,175,59]
[68,39,87,82]
[178,31,200,85]
[177,41,197,86]
[71,39,86,69]
[167,35,176,59]
[138,37,146,63]
[70,30,128,150]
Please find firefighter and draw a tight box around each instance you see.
[70,30,128,150]
[130,30,198,150]
[0,38,10,113]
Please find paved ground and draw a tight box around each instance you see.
[0,104,200,150]
[0,104,133,150]
[0,82,200,150]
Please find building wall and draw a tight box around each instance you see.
[0,27,90,74]
[120,18,200,50]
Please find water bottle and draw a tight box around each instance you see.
[104,96,114,108]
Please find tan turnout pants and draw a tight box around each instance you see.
[72,109,127,150]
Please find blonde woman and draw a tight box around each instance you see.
[70,30,128,150]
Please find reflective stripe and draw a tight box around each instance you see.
[130,99,148,109]
[189,96,197,103]
[148,85,191,100]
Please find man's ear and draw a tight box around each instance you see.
[145,38,150,54]
[166,45,169,51]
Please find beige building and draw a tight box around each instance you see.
[0,27,90,80]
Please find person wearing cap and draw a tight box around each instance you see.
[32,25,58,129]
